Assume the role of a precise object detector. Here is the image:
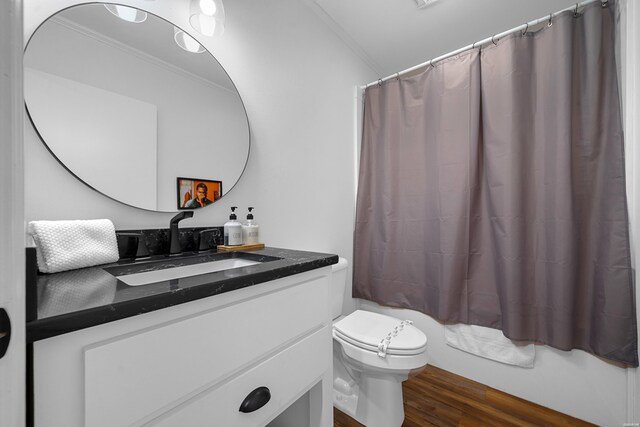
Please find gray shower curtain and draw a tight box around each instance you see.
[353,2,638,366]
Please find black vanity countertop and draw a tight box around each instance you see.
[26,247,338,343]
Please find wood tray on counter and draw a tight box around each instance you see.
[217,243,265,252]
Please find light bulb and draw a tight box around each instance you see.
[189,0,225,37]
[174,27,205,53]
[199,0,217,16]
[104,5,147,23]
[190,14,217,37]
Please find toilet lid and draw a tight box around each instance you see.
[333,310,427,356]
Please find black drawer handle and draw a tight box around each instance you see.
[239,386,271,413]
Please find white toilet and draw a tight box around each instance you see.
[331,258,428,427]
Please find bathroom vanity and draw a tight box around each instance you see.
[27,247,338,427]
[23,2,337,425]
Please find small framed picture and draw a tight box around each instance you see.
[177,177,222,209]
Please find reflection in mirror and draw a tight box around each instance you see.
[104,4,148,23]
[24,3,250,212]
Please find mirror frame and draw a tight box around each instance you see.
[23,1,251,213]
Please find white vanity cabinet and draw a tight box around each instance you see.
[32,267,333,427]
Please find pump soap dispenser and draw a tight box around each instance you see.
[242,207,260,244]
[223,206,243,246]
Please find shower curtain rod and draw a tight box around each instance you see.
[362,0,603,89]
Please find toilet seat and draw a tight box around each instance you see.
[333,310,428,371]
[333,310,427,356]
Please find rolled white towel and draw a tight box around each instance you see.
[28,219,119,274]
[445,323,535,368]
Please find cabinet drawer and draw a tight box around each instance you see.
[84,275,329,427]
[149,326,331,427]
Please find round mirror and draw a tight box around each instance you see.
[24,3,250,212]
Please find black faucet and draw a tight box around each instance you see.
[169,211,193,255]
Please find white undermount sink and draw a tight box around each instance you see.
[114,258,261,286]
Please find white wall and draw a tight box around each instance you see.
[620,0,640,422]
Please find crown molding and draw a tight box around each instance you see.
[301,0,383,76]
[48,16,236,95]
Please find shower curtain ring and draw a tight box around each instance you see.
[521,22,529,36]
[472,41,476,49]
[601,0,608,7]
[396,72,400,81]
[548,13,553,27]
[574,3,579,17]
[378,78,382,87]
[491,35,497,46]
[429,59,435,68]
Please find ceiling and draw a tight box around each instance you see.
[310,0,580,79]
[54,0,586,87]
[53,3,236,91]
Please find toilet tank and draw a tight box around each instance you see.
[331,258,349,320]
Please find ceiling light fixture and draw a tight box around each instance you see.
[174,26,206,53]
[414,0,435,9]
[103,4,148,23]
[189,0,225,37]
[199,0,217,16]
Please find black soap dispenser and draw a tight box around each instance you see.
[223,206,242,246]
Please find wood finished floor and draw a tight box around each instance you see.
[333,365,596,427]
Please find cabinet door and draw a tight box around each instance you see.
[84,276,329,427]
[149,326,331,427]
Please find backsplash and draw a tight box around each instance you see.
[116,226,224,258]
